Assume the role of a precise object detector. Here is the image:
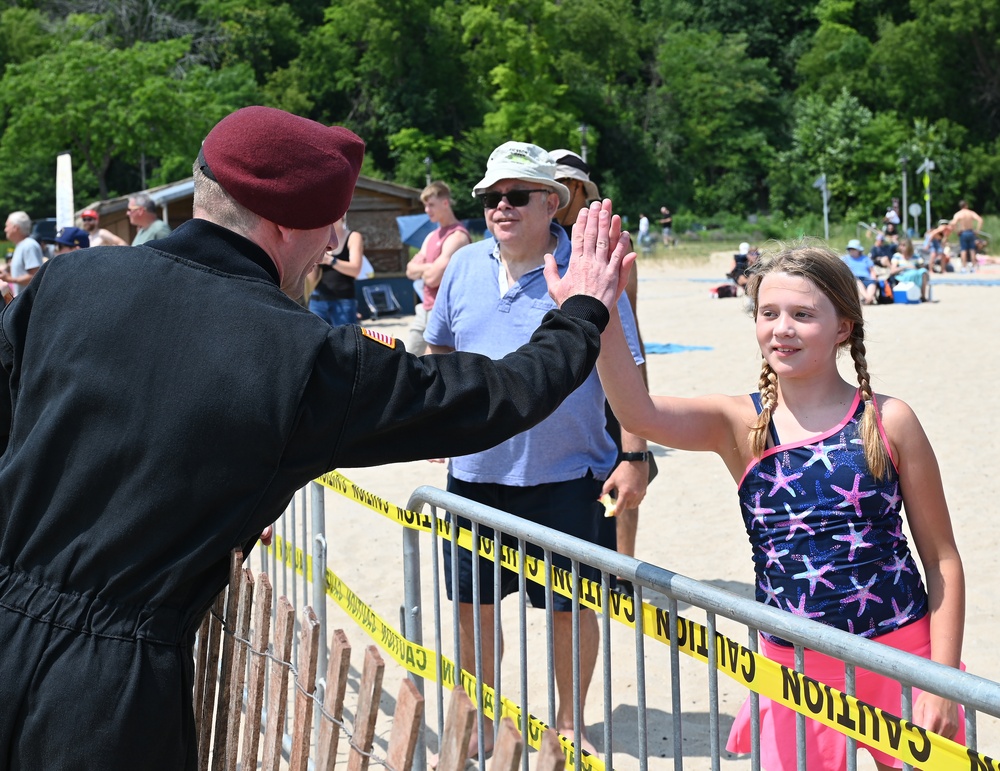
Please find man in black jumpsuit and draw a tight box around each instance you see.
[0,107,633,769]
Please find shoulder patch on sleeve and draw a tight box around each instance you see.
[361,327,397,349]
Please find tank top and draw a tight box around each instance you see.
[738,391,927,645]
[312,233,355,301]
[417,222,469,310]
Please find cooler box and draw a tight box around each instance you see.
[894,281,922,303]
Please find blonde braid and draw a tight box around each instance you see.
[849,328,891,480]
[749,358,779,459]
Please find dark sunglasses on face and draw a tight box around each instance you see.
[477,189,550,209]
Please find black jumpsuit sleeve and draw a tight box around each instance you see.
[291,295,610,472]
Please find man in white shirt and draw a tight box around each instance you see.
[2,211,44,297]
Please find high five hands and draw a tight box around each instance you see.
[544,199,635,310]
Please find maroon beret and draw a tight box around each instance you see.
[200,106,365,230]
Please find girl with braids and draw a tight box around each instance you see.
[591,239,965,770]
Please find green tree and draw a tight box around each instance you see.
[0,7,51,76]
[450,0,644,211]
[768,87,917,222]
[650,26,780,215]
[279,0,478,169]
[197,0,304,84]
[642,0,817,90]
[910,0,1000,141]
[0,38,257,215]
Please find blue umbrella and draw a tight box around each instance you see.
[396,213,438,248]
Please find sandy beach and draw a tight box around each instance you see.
[294,252,1000,770]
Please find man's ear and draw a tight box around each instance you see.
[276,224,298,244]
[546,193,561,217]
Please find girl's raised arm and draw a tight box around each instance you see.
[597,308,750,479]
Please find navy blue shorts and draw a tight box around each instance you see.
[960,229,977,252]
[442,473,608,610]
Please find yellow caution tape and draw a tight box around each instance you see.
[301,471,990,770]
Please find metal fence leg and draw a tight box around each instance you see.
[707,612,720,771]
[667,596,681,770]
[402,520,426,771]
[311,481,328,753]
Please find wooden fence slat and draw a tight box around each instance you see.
[198,592,227,771]
[346,645,386,771]
[261,596,295,771]
[240,572,273,771]
[534,729,567,771]
[210,550,244,771]
[223,566,254,771]
[385,678,424,771]
[289,606,321,771]
[488,718,523,771]
[435,687,476,771]
[193,610,212,734]
[314,629,352,771]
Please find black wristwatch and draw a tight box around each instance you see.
[619,451,651,462]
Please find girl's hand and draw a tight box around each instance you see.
[544,199,635,311]
[913,691,960,739]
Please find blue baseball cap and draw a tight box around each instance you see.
[50,226,90,249]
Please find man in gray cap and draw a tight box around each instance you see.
[0,112,633,769]
[425,141,646,757]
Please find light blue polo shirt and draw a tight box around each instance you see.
[425,223,643,487]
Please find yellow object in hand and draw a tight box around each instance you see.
[600,493,617,518]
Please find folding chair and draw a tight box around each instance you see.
[362,283,402,320]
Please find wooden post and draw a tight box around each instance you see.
[289,607,321,771]
[346,646,385,771]
[198,592,226,771]
[314,629,352,771]
[385,679,424,771]
[534,729,567,771]
[193,611,211,733]
[223,566,254,771]
[434,688,476,771]
[211,550,243,771]
[261,596,295,771]
[240,572,273,771]
[488,718,523,771]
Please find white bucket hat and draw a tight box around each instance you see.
[472,142,571,208]
[846,239,864,252]
[549,149,600,202]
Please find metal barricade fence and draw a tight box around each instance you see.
[259,477,1000,771]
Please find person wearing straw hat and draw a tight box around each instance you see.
[0,111,635,770]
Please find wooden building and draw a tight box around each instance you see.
[86,176,423,274]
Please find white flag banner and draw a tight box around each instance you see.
[55,153,75,229]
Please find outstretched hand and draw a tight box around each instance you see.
[544,199,635,310]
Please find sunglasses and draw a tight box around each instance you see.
[477,189,550,209]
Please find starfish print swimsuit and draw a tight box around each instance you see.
[739,390,927,645]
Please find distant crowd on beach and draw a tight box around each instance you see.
[719,198,993,306]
